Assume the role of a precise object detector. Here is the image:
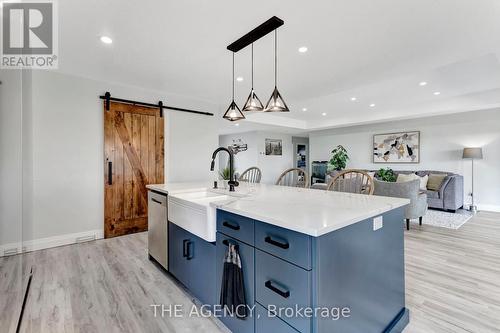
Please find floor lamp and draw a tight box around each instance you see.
[462,147,483,213]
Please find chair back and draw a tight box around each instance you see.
[239,167,262,183]
[373,179,419,200]
[327,169,374,195]
[275,168,309,188]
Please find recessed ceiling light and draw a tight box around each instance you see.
[302,108,307,112]
[235,123,240,126]
[433,91,441,95]
[370,103,376,107]
[100,36,113,44]
[321,112,327,116]
[298,46,308,53]
[350,97,357,101]
[419,81,428,86]
[236,76,244,82]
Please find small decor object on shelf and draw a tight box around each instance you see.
[373,131,420,163]
[328,145,349,171]
[376,168,397,182]
[265,138,282,155]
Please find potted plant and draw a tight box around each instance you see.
[219,166,231,189]
[376,168,397,182]
[328,145,349,176]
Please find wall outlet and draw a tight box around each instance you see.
[373,216,383,231]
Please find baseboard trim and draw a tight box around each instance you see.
[0,229,104,257]
[477,204,500,213]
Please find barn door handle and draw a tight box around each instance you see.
[108,161,112,185]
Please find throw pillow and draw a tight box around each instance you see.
[396,173,417,183]
[418,175,429,191]
[427,174,447,191]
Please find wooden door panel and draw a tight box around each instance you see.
[104,101,164,238]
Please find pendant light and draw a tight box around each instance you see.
[265,29,289,112]
[242,44,264,112]
[223,52,245,121]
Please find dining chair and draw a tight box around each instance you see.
[326,169,374,195]
[275,168,310,188]
[238,167,262,184]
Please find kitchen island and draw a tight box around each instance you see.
[147,182,410,333]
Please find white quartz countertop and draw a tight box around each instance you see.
[147,182,409,237]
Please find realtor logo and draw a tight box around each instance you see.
[1,0,58,68]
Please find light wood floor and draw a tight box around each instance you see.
[1,211,499,332]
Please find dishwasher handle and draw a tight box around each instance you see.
[151,198,162,205]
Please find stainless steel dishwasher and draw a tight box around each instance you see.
[148,191,168,269]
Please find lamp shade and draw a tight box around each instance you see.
[462,147,483,159]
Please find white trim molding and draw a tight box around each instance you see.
[0,229,104,257]
[477,204,500,213]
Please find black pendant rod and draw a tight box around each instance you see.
[231,52,235,99]
[251,44,254,89]
[100,92,214,116]
[227,16,284,53]
[274,29,277,87]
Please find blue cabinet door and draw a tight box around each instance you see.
[168,222,191,286]
[216,232,255,333]
[186,233,216,305]
[169,222,216,305]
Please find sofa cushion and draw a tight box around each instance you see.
[418,175,429,191]
[427,174,447,191]
[425,190,440,199]
[396,173,418,183]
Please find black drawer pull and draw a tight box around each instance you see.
[186,241,194,260]
[183,239,189,258]
[265,236,289,249]
[265,280,290,298]
[222,221,240,231]
[151,198,162,204]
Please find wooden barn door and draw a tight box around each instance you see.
[104,102,164,238]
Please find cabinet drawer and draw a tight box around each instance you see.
[216,233,255,333]
[255,249,311,333]
[255,303,299,333]
[255,221,312,270]
[217,210,254,246]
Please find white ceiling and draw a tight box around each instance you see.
[58,0,500,132]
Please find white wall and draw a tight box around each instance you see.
[219,131,294,184]
[309,108,500,211]
[0,70,23,247]
[16,70,219,244]
[219,131,258,176]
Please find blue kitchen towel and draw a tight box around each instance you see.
[219,243,248,318]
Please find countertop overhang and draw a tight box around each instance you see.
[147,182,409,237]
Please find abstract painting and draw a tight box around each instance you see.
[265,138,282,156]
[373,131,420,163]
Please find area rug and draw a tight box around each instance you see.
[410,209,473,230]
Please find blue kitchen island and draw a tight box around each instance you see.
[147,183,410,333]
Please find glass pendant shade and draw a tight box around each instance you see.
[242,89,264,112]
[223,100,245,121]
[265,86,289,112]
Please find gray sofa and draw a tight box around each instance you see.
[373,179,428,230]
[373,170,464,212]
